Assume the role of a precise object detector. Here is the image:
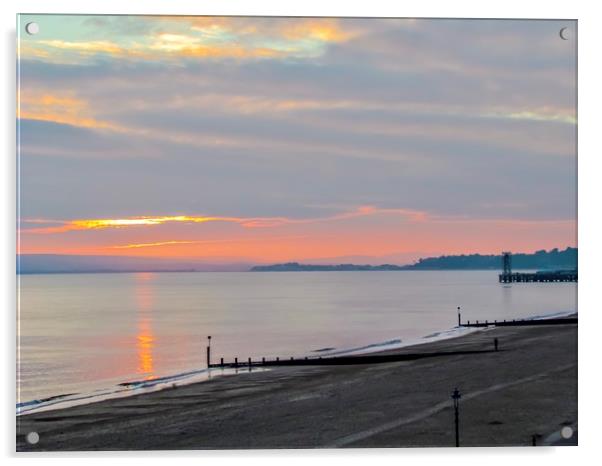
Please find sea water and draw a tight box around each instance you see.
[17,270,576,413]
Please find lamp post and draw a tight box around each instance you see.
[206,335,212,369]
[451,387,461,447]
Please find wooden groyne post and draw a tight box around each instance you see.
[461,317,577,327]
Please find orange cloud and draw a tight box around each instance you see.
[185,17,354,43]
[21,206,429,234]
[18,92,119,130]
[23,216,226,233]
[279,19,353,42]
[174,44,280,59]
[18,43,51,59]
[22,36,277,62]
[38,39,125,55]
[105,235,314,252]
[148,32,282,59]
[112,240,200,249]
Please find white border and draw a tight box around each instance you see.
[3,0,601,464]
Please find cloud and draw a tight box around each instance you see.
[18,92,120,130]
[37,39,125,55]
[277,18,355,42]
[489,110,576,125]
[111,240,200,249]
[19,16,357,64]
[20,206,429,235]
[109,235,309,250]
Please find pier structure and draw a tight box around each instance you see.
[502,251,512,276]
[499,271,577,283]
[498,251,577,283]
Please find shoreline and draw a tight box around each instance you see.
[17,310,576,417]
[17,320,577,450]
[16,325,482,417]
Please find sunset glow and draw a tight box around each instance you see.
[17,16,576,266]
[18,208,574,263]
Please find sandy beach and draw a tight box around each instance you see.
[16,322,577,451]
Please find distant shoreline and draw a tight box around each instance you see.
[249,264,557,272]
[17,247,576,274]
[17,267,570,275]
[17,269,200,275]
[252,248,576,272]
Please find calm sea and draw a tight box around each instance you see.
[17,271,576,412]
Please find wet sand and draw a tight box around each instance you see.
[16,323,577,450]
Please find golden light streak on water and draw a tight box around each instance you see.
[134,272,156,380]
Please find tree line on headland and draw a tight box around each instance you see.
[250,247,577,272]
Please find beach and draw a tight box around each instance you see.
[16,322,577,450]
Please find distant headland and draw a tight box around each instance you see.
[250,247,577,272]
[251,263,407,272]
[17,247,576,274]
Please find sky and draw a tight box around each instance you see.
[17,15,577,265]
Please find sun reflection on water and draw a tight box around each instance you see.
[134,272,156,380]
